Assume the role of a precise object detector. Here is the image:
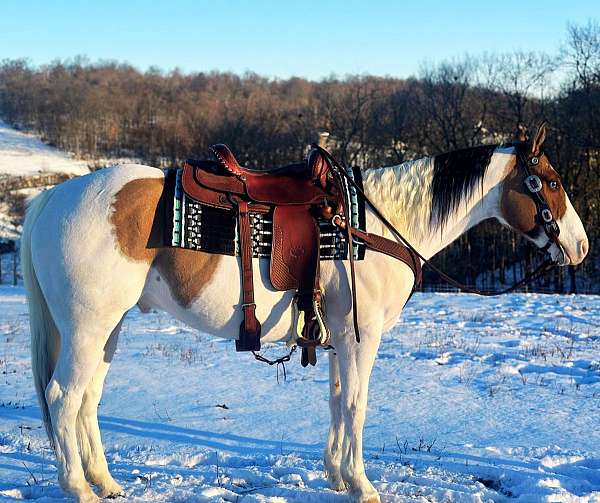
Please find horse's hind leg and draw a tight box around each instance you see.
[46,314,126,503]
[77,317,125,498]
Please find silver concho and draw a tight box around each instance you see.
[525,174,543,193]
[541,208,554,223]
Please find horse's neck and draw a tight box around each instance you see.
[362,151,513,260]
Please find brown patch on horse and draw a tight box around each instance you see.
[501,154,567,235]
[111,177,221,307]
[153,248,221,307]
[111,177,164,262]
[501,162,537,234]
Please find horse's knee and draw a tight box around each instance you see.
[329,379,342,407]
[341,398,367,423]
[46,380,83,425]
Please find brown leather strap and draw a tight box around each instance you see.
[236,200,261,351]
[211,144,243,176]
[307,148,330,189]
[350,227,422,286]
[337,176,361,343]
[301,347,317,367]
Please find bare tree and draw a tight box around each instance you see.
[481,51,556,127]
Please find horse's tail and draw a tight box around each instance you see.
[21,188,59,446]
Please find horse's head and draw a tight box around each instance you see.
[500,123,588,266]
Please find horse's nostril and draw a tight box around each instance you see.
[579,239,589,257]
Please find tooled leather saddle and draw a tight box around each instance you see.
[180,144,421,366]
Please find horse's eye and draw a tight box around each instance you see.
[549,180,559,190]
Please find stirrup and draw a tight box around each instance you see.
[294,296,330,348]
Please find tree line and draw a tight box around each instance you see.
[0,21,598,293]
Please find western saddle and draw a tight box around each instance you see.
[181,144,421,366]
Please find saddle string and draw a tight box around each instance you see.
[313,144,557,298]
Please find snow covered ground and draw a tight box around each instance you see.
[0,119,91,242]
[0,287,598,502]
[0,121,90,177]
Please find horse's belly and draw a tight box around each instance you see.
[140,256,297,343]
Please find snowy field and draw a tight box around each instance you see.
[0,120,90,241]
[0,121,89,177]
[0,288,599,502]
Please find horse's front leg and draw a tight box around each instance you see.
[335,325,382,503]
[324,350,345,491]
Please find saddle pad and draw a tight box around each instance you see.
[163,166,366,260]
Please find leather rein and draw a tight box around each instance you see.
[314,144,559,304]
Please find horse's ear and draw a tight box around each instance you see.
[515,124,528,142]
[531,122,548,155]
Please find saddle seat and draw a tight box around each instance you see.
[211,144,331,185]
[182,144,336,207]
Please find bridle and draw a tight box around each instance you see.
[518,148,563,258]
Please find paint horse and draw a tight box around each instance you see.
[21,124,588,503]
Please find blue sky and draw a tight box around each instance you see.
[1,1,597,80]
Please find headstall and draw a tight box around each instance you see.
[518,150,562,254]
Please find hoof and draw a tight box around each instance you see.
[354,495,380,503]
[102,492,125,500]
[350,488,381,503]
[99,485,125,499]
[77,491,101,503]
[323,455,345,492]
[326,472,346,492]
[98,479,125,499]
[61,482,99,503]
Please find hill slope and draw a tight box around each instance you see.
[0,121,91,242]
[0,120,89,177]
